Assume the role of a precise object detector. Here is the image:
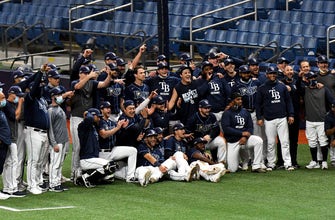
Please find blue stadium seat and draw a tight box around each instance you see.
[247,32,259,46]
[301,12,313,24]
[314,26,326,38]
[279,35,292,48]
[132,12,142,24]
[300,0,313,12]
[258,21,270,34]
[226,30,237,44]
[323,13,335,27]
[302,24,314,37]
[248,21,260,33]
[291,23,303,36]
[304,37,317,51]
[312,13,324,26]
[269,22,281,35]
[237,31,248,45]
[216,30,227,43]
[143,1,157,14]
[204,29,217,42]
[290,11,302,24]
[323,1,335,14]
[291,36,304,48]
[237,20,249,32]
[312,0,324,12]
[258,33,270,46]
[280,23,292,36]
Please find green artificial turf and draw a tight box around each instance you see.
[1,144,335,220]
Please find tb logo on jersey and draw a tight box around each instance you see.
[235,115,245,129]
[159,82,170,93]
[269,87,281,103]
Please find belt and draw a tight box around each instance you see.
[25,126,47,133]
[99,149,112,152]
[246,108,255,113]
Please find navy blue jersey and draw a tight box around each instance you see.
[225,74,240,88]
[98,118,117,149]
[187,147,205,164]
[145,75,180,101]
[213,66,225,76]
[164,136,189,159]
[197,76,231,113]
[97,72,124,114]
[137,142,165,167]
[174,80,201,123]
[281,77,302,117]
[2,101,17,141]
[115,113,145,147]
[221,107,253,143]
[124,82,149,102]
[186,112,220,139]
[150,110,171,134]
[256,80,294,120]
[78,114,100,159]
[232,78,261,111]
[24,71,50,130]
[0,110,11,145]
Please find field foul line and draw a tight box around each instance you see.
[0,205,75,212]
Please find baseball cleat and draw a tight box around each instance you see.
[252,168,267,173]
[29,187,43,195]
[82,174,96,188]
[0,191,10,200]
[185,164,199,182]
[140,170,152,187]
[305,161,320,169]
[321,161,328,170]
[285,166,295,171]
[49,185,64,193]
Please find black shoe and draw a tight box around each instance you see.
[49,185,64,193]
[39,182,49,192]
[82,174,96,188]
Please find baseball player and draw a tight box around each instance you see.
[47,87,70,192]
[185,99,227,164]
[303,72,335,169]
[135,128,197,186]
[255,66,295,171]
[24,65,51,194]
[76,108,117,188]
[124,65,150,102]
[222,92,266,173]
[325,104,335,155]
[1,86,26,197]
[70,65,112,182]
[0,91,12,200]
[98,101,138,182]
[187,137,226,182]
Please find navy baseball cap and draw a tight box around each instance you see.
[224,58,235,65]
[180,53,192,61]
[105,52,117,60]
[277,57,289,64]
[88,64,98,72]
[152,95,165,104]
[305,72,317,79]
[116,58,126,66]
[49,87,63,97]
[12,70,24,80]
[201,61,213,70]
[194,137,208,145]
[239,65,250,73]
[100,101,111,109]
[108,63,118,70]
[154,127,164,134]
[199,99,212,108]
[266,66,278,74]
[248,58,259,65]
[87,108,102,117]
[47,63,60,70]
[145,129,157,138]
[47,70,60,79]
[157,54,167,62]
[179,64,193,73]
[208,52,218,59]
[8,85,25,97]
[173,122,185,131]
[79,66,91,74]
[157,62,169,69]
[231,92,242,100]
[317,55,328,63]
[123,100,135,108]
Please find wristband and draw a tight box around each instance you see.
[153,161,161,167]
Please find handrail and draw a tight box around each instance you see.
[0,0,11,4]
[249,40,280,61]
[68,1,133,69]
[24,21,47,48]
[326,25,335,60]
[122,30,146,56]
[189,0,256,57]
[4,21,27,57]
[274,43,304,64]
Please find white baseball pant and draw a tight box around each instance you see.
[227,135,264,172]
[2,143,18,193]
[16,121,26,187]
[250,112,268,161]
[264,117,292,168]
[205,136,227,163]
[70,116,83,179]
[189,160,225,182]
[99,146,137,181]
[305,121,328,148]
[80,157,109,174]
[49,143,67,188]
[25,127,49,191]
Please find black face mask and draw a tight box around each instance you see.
[285,77,293,82]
